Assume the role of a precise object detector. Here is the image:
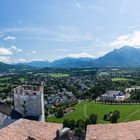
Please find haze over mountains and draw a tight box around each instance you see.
[1,46,140,70]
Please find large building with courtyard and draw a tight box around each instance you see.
[98,90,128,102]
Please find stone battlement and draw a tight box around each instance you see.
[13,85,44,95]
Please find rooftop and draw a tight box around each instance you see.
[0,104,22,119]
[86,120,140,140]
[103,91,124,97]
[0,119,62,140]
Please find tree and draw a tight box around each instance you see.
[89,114,98,124]
[63,119,69,127]
[103,114,108,121]
[110,110,120,123]
[85,118,91,130]
[89,85,106,99]
[77,120,86,129]
[63,119,76,130]
[74,127,83,137]
[130,89,140,101]
[56,108,64,118]
[69,120,76,130]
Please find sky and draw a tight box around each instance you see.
[1,0,140,63]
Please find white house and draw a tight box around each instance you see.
[125,86,140,93]
[99,91,127,102]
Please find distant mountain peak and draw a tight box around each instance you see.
[93,46,140,67]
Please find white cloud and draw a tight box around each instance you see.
[68,52,94,58]
[17,48,23,52]
[0,56,11,63]
[11,45,17,50]
[54,48,70,52]
[32,51,37,54]
[0,47,13,55]
[0,56,27,64]
[17,58,26,63]
[111,30,140,48]
[75,2,81,8]
[11,45,23,52]
[3,35,16,40]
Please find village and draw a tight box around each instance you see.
[0,68,140,140]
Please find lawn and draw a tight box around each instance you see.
[112,78,129,82]
[19,77,26,82]
[46,101,140,124]
[49,73,69,78]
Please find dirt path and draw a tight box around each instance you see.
[84,105,89,118]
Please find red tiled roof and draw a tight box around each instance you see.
[0,119,62,140]
[86,121,140,140]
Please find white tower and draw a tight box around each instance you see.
[13,85,45,122]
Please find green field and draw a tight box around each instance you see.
[46,101,140,124]
[0,77,11,81]
[49,73,69,78]
[112,78,129,82]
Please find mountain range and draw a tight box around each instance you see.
[1,46,140,71]
[23,46,140,68]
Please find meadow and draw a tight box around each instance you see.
[49,73,69,78]
[47,101,140,124]
[112,78,129,81]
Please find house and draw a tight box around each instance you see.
[125,86,140,94]
[98,91,126,102]
[64,107,74,114]
[86,120,140,140]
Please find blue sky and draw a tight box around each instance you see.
[1,0,140,63]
